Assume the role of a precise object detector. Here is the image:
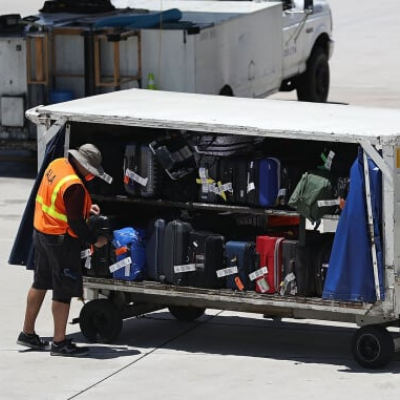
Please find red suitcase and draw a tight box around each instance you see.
[253,236,285,294]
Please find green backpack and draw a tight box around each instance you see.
[288,170,337,223]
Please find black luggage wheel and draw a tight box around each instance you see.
[351,325,394,369]
[79,299,123,343]
[168,306,206,322]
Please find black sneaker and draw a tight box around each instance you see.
[50,339,89,357]
[17,332,50,351]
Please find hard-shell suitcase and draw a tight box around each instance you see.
[123,143,139,196]
[162,220,193,284]
[139,145,161,198]
[280,239,298,295]
[258,157,281,207]
[225,241,256,291]
[124,143,161,198]
[145,218,166,281]
[187,230,225,289]
[254,235,285,294]
[247,158,281,207]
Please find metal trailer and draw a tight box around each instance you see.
[26,89,400,369]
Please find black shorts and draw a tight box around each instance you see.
[32,229,83,300]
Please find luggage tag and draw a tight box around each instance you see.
[81,248,93,270]
[249,266,270,293]
[216,266,239,278]
[174,264,197,273]
[196,168,214,193]
[125,168,149,187]
[109,257,132,274]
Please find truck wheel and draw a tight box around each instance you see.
[296,47,329,103]
[79,299,123,343]
[168,305,206,321]
[351,325,394,369]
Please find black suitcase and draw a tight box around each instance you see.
[145,218,166,281]
[162,220,193,284]
[280,239,298,295]
[197,155,219,203]
[186,231,225,289]
[84,215,115,278]
[124,143,161,198]
[218,157,248,205]
[123,143,139,196]
[225,241,256,291]
[314,236,334,297]
[294,231,334,296]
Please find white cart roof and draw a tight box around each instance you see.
[28,89,400,145]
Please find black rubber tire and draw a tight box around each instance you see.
[296,47,330,103]
[168,306,206,321]
[351,325,394,369]
[79,299,123,343]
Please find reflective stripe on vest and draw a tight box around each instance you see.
[35,174,80,223]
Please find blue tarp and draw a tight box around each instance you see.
[94,8,182,29]
[322,148,384,302]
[8,128,65,269]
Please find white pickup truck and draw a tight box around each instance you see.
[0,0,333,148]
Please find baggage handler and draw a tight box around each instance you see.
[17,144,111,356]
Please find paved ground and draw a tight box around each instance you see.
[1,0,400,399]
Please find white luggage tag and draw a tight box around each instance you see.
[216,266,238,278]
[109,257,132,273]
[81,248,92,270]
[174,264,197,273]
[249,266,270,293]
[125,168,149,187]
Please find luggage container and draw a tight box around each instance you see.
[13,88,400,369]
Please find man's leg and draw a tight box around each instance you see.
[52,300,70,343]
[22,286,46,334]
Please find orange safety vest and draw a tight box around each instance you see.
[34,158,92,237]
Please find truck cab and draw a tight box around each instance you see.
[279,0,334,102]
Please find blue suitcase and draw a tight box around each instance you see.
[145,218,166,281]
[247,157,281,207]
[225,241,257,291]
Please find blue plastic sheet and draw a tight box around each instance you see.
[9,128,66,269]
[322,149,384,302]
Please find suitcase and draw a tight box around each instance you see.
[145,218,166,281]
[219,157,248,205]
[247,158,281,207]
[124,143,161,198]
[123,143,140,196]
[139,145,161,198]
[187,231,225,289]
[294,231,333,296]
[111,227,146,281]
[197,155,220,203]
[254,235,285,294]
[225,241,256,291]
[280,239,298,295]
[162,220,193,284]
[314,236,334,297]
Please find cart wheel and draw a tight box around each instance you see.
[351,325,394,369]
[79,299,123,343]
[168,306,206,321]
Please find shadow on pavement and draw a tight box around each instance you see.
[82,311,400,373]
